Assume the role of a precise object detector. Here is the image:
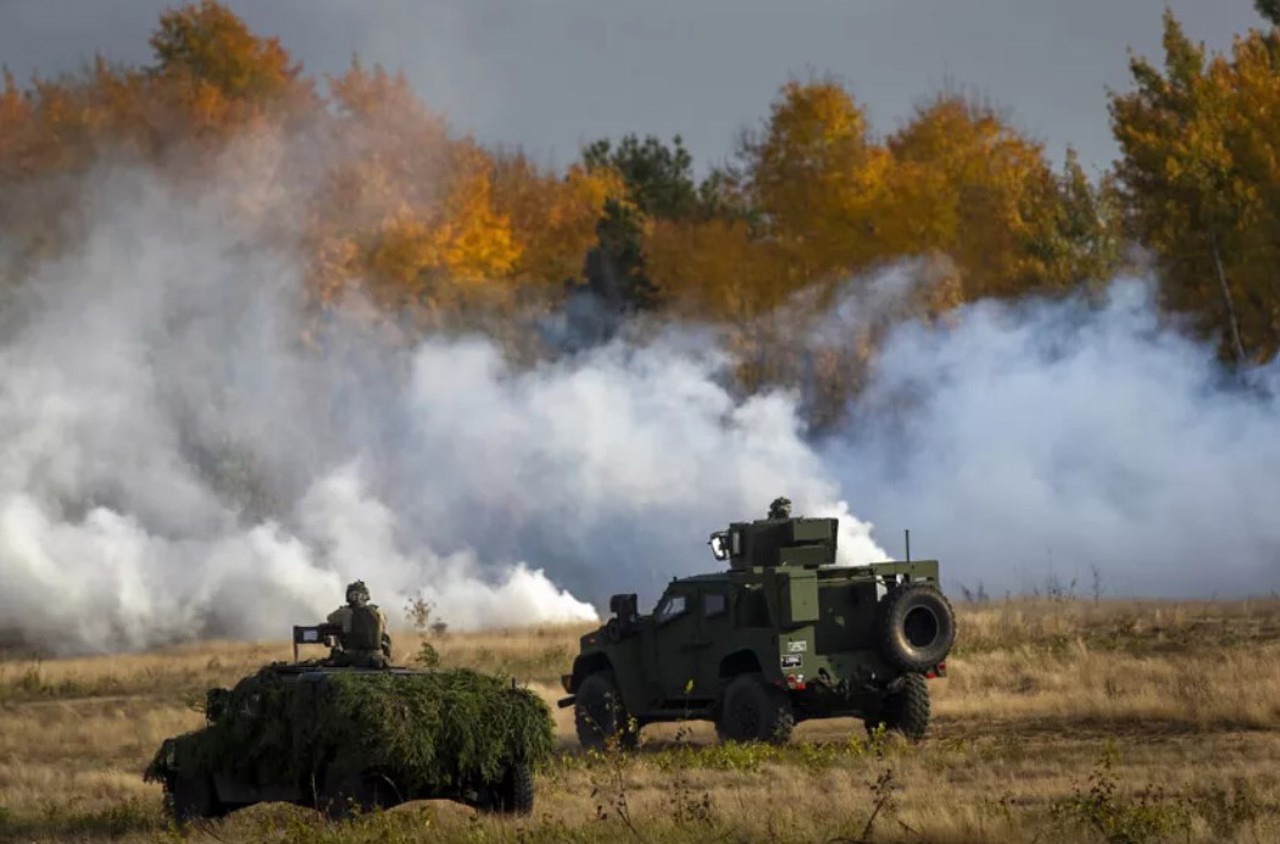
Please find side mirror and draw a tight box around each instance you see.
[609,593,638,623]
[709,532,729,561]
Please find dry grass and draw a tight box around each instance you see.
[1,599,1278,843]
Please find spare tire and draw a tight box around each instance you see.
[875,583,955,673]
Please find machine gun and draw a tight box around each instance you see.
[291,622,343,662]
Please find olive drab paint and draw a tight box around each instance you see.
[561,500,956,747]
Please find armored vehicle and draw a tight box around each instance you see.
[560,509,956,746]
[145,624,553,823]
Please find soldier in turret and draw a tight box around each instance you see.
[326,580,391,668]
[767,496,792,520]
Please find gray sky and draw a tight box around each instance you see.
[0,1,1268,178]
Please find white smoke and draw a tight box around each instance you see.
[4,162,1279,656]
[0,168,883,653]
[831,281,1280,598]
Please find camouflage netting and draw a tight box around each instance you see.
[145,667,554,791]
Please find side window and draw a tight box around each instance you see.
[703,592,728,619]
[655,593,688,624]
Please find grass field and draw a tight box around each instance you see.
[1,598,1278,843]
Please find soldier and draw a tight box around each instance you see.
[767,496,792,520]
[326,580,391,668]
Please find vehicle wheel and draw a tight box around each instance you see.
[865,673,930,742]
[166,774,223,824]
[574,671,638,751]
[715,673,794,744]
[491,761,535,815]
[875,583,956,673]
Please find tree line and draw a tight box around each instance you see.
[2,1,1279,425]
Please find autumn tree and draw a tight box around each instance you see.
[149,0,314,134]
[739,79,891,284]
[489,152,621,288]
[1111,11,1280,363]
[1020,148,1124,294]
[315,60,528,320]
[646,80,897,326]
[884,93,1104,300]
[578,134,706,313]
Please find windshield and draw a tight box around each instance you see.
[654,593,688,623]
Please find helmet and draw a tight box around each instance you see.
[768,497,792,519]
[346,580,370,606]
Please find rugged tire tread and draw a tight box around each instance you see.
[574,671,638,750]
[495,762,535,815]
[875,582,957,673]
[715,673,795,744]
[866,673,931,742]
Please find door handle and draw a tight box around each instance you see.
[679,641,711,652]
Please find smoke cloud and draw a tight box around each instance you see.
[2,158,1279,656]
[830,283,1280,599]
[0,167,883,654]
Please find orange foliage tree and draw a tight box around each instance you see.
[0,0,1183,425]
[1111,10,1280,364]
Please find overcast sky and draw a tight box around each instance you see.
[0,1,1268,178]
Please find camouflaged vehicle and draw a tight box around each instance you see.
[560,512,956,746]
[145,625,553,823]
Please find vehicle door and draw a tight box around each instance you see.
[647,585,703,705]
[697,587,733,686]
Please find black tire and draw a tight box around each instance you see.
[574,671,638,750]
[865,673,931,742]
[166,774,223,825]
[491,762,535,815]
[875,583,956,673]
[715,673,794,744]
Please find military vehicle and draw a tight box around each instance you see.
[145,624,553,823]
[559,508,955,747]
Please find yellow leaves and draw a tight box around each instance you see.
[434,158,520,283]
[642,79,1081,328]
[0,69,35,176]
[490,155,623,285]
[0,0,1138,372]
[150,0,302,104]
[643,217,788,320]
[366,212,437,292]
[360,175,519,303]
[143,0,316,144]
[329,59,433,131]
[883,94,1064,299]
[1111,10,1280,362]
[744,80,886,282]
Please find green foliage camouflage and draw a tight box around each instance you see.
[145,666,553,791]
